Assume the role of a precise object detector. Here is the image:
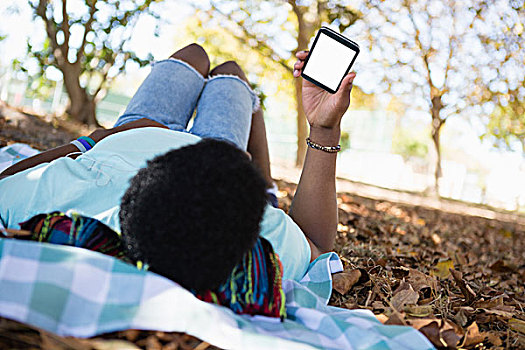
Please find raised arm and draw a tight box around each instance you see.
[0,118,167,178]
[288,51,356,255]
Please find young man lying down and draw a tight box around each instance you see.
[0,44,356,319]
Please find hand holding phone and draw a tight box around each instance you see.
[293,27,358,129]
[300,27,359,94]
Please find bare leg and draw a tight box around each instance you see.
[248,108,274,189]
[170,43,210,77]
[209,60,249,83]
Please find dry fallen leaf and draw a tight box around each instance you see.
[441,328,461,348]
[376,314,388,324]
[432,259,454,279]
[409,319,462,349]
[417,321,443,348]
[391,282,419,311]
[509,318,525,334]
[450,269,477,304]
[86,339,141,350]
[454,308,470,327]
[485,331,503,347]
[385,311,407,326]
[404,304,433,318]
[490,259,516,273]
[459,322,485,348]
[406,268,439,293]
[332,270,362,295]
[473,296,504,309]
[479,307,515,319]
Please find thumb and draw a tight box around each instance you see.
[338,72,356,95]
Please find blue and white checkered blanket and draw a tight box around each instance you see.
[0,144,434,349]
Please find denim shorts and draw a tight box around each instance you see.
[114,59,259,150]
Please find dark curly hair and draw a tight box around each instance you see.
[119,139,267,293]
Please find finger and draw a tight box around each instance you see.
[293,61,305,70]
[293,60,307,77]
[338,72,357,95]
[295,50,309,59]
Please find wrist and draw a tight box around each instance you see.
[308,125,341,146]
[88,128,111,143]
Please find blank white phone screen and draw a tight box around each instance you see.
[303,32,357,91]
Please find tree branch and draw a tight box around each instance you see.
[405,1,433,93]
[36,0,65,68]
[442,37,456,93]
[61,0,70,60]
[288,0,311,52]
[92,8,144,101]
[207,2,292,73]
[77,0,97,63]
[287,0,304,18]
[443,4,478,94]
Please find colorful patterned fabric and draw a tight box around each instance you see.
[18,212,127,260]
[12,211,286,320]
[197,237,285,319]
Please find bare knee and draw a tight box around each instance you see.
[209,61,249,83]
[170,43,210,77]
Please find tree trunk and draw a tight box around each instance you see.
[61,62,98,126]
[294,78,307,167]
[68,95,97,126]
[429,108,445,197]
[428,90,445,196]
[294,10,311,167]
[431,121,443,196]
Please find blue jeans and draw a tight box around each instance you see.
[114,59,259,150]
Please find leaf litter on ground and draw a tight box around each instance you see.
[275,179,524,349]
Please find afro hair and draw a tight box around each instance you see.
[119,138,268,293]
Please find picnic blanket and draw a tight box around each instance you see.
[0,144,435,349]
[0,143,39,172]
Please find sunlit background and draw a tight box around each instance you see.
[0,0,523,212]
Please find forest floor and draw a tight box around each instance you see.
[1,102,524,349]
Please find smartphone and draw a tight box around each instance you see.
[301,27,360,94]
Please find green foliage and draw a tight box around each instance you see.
[482,91,525,153]
[26,75,55,100]
[351,0,524,118]
[199,0,360,68]
[26,0,162,103]
[345,0,524,191]
[11,58,27,74]
[320,1,361,33]
[182,15,290,111]
[392,129,429,160]
[340,130,350,152]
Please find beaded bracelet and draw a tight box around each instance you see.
[306,137,341,153]
[78,136,96,148]
[70,136,96,153]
